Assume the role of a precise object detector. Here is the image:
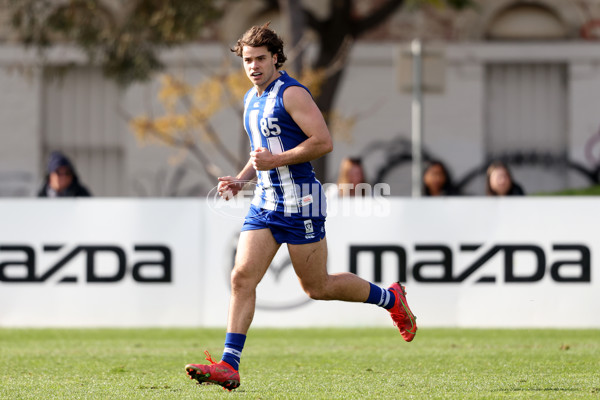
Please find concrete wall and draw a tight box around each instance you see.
[0,41,599,196]
[0,47,43,196]
[330,42,600,195]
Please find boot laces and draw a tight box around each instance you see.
[204,350,218,365]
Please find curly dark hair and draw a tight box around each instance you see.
[231,22,287,69]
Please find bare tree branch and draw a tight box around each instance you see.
[278,0,305,74]
[303,8,322,31]
[354,0,406,36]
[178,92,241,170]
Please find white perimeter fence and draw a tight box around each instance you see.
[1,197,598,328]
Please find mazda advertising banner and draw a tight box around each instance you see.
[0,199,203,327]
[0,197,598,327]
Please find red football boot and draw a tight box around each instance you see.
[387,282,418,342]
[185,351,240,391]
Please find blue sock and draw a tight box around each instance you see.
[221,332,246,370]
[364,282,396,310]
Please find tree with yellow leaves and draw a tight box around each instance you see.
[129,64,330,186]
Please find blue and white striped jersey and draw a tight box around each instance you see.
[243,71,325,216]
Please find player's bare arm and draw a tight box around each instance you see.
[218,159,256,200]
[250,86,333,171]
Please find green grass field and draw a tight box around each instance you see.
[1,328,599,399]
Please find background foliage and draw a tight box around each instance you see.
[9,0,227,86]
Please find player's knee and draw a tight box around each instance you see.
[230,265,256,291]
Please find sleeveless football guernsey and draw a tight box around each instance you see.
[243,71,325,216]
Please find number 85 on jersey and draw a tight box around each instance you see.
[261,117,281,137]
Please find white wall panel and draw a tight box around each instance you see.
[1,198,598,328]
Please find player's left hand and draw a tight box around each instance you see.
[250,147,278,171]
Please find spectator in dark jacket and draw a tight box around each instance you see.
[486,161,525,196]
[37,151,92,197]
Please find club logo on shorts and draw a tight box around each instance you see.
[304,219,314,234]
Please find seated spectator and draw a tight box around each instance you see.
[37,151,92,197]
[335,157,367,197]
[422,160,459,196]
[486,161,525,196]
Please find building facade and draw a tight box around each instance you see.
[0,0,599,196]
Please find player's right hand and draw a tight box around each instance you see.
[217,176,242,200]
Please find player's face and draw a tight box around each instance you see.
[242,45,278,93]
